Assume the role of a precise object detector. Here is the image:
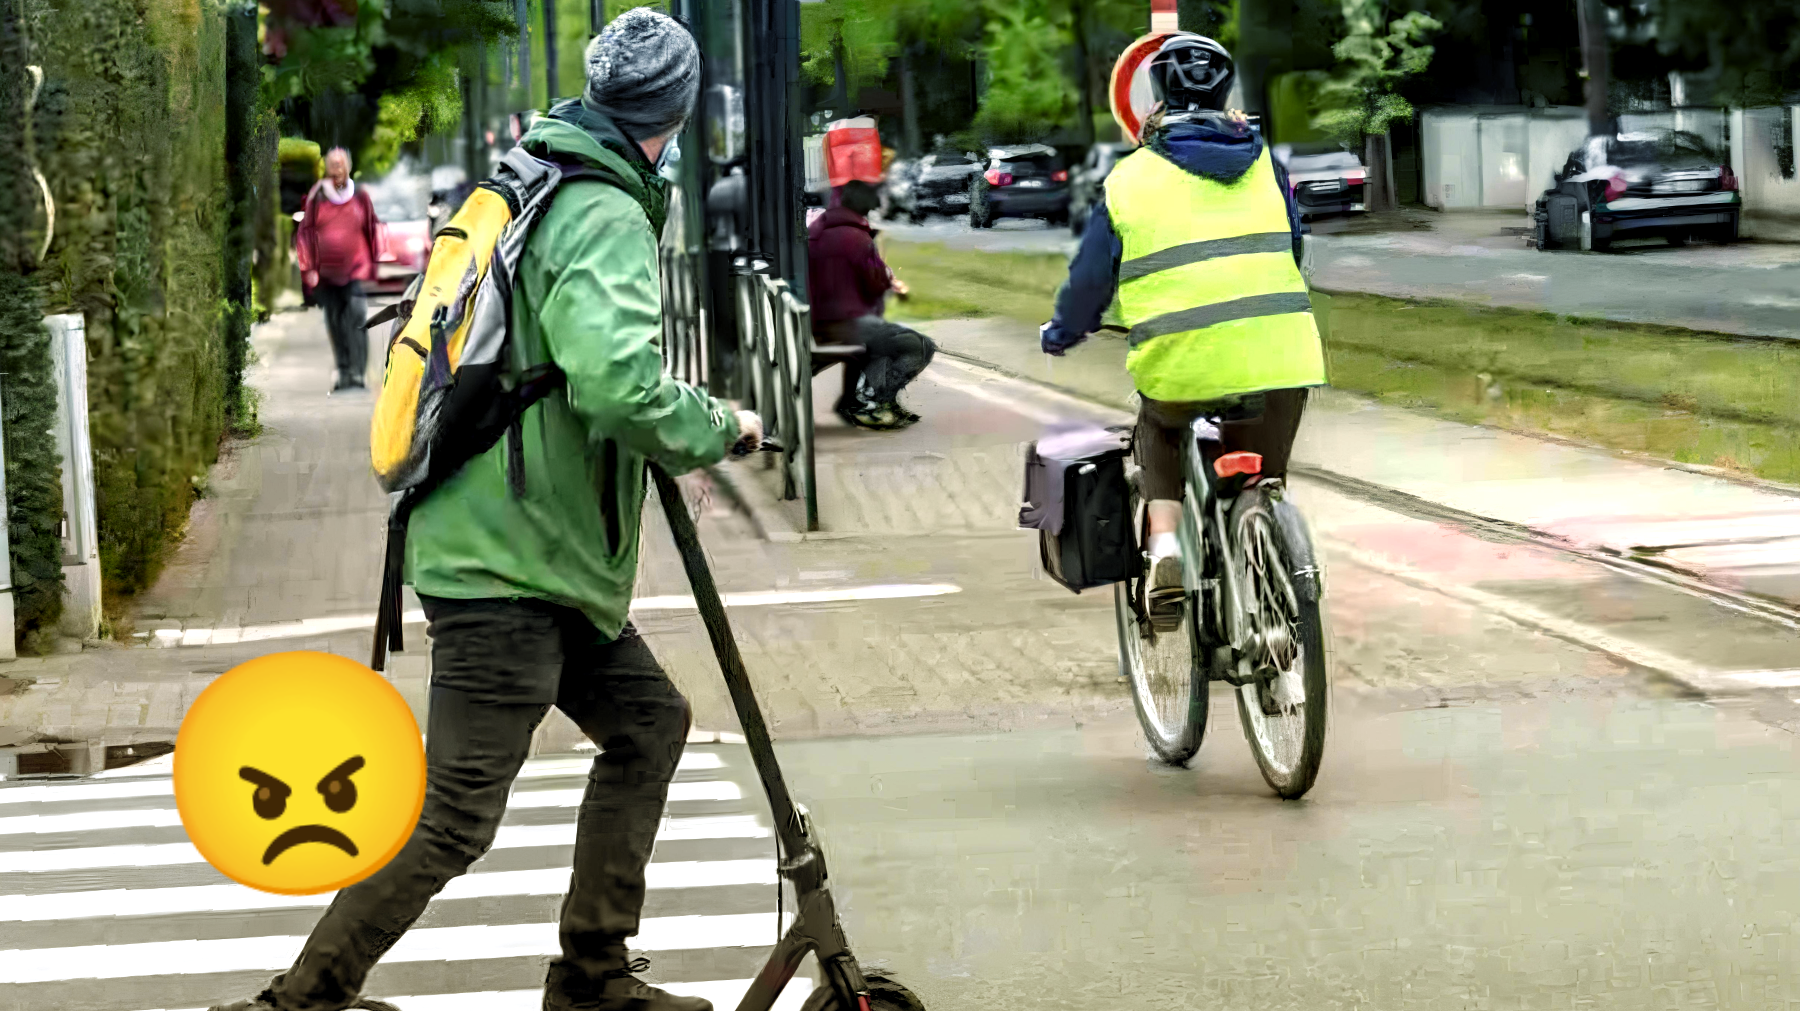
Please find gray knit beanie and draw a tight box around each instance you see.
[583,8,701,143]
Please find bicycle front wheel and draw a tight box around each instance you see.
[1115,493,1208,765]
[1231,485,1329,799]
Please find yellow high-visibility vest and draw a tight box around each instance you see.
[1105,144,1327,403]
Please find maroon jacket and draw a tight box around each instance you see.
[806,206,893,331]
[295,181,380,288]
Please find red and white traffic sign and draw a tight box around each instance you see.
[1108,30,1178,146]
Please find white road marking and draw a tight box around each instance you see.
[0,779,741,839]
[0,912,794,983]
[0,859,776,922]
[131,977,816,1011]
[0,752,726,805]
[138,582,963,647]
[0,814,769,875]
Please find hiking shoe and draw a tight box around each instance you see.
[849,405,907,431]
[1146,551,1186,633]
[546,958,713,1011]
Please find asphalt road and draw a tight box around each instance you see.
[876,208,1800,340]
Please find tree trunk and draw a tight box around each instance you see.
[1070,0,1095,147]
[1577,0,1611,136]
[831,34,849,117]
[1364,131,1397,213]
[543,0,559,103]
[590,0,603,34]
[898,44,921,157]
[466,41,486,182]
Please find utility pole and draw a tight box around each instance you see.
[515,0,532,107]
[1071,0,1096,147]
[543,0,559,102]
[1576,0,1612,136]
[898,44,922,157]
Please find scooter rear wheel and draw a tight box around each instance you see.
[799,975,928,1011]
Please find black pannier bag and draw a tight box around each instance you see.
[1019,426,1135,593]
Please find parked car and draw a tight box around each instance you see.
[1274,146,1368,221]
[878,156,919,220]
[887,152,982,223]
[969,145,1071,229]
[363,169,432,294]
[1068,142,1135,236]
[1535,129,1740,251]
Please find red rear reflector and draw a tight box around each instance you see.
[1052,169,1069,182]
[1214,452,1263,478]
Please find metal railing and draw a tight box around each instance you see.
[734,262,817,531]
[661,235,819,532]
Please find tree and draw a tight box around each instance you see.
[1312,0,1440,211]
[1625,0,1800,106]
[973,0,1080,142]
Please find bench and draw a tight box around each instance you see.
[809,343,866,377]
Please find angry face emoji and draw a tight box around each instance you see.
[175,651,427,895]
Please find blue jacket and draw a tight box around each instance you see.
[1043,119,1306,355]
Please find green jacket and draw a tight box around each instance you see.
[405,104,739,638]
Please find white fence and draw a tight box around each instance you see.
[1420,104,1800,229]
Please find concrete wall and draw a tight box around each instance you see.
[1422,106,1586,212]
[1733,106,1800,225]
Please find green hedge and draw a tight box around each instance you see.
[12,0,258,643]
[1,0,66,643]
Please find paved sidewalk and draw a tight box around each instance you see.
[900,316,1800,613]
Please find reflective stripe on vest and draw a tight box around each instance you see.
[1104,145,1326,404]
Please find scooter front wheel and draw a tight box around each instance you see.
[800,975,928,1011]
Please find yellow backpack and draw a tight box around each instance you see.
[364,146,612,670]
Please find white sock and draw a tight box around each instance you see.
[1147,532,1180,560]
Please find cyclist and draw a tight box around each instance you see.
[1039,32,1325,631]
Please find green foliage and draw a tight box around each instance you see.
[1627,0,1800,105]
[1312,0,1440,147]
[973,1,1079,143]
[365,53,464,176]
[268,0,515,165]
[22,0,239,622]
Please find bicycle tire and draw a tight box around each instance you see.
[1115,486,1208,765]
[1230,484,1329,799]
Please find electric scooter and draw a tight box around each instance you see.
[648,442,927,1011]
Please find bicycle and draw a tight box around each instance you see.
[1113,408,1330,799]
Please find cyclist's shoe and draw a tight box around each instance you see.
[1146,550,1186,633]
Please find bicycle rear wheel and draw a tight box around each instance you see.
[1230,484,1329,798]
[1115,488,1208,765]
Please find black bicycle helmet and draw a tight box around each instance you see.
[1149,34,1235,113]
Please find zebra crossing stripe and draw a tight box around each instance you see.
[0,752,730,806]
[0,813,770,875]
[128,976,817,1011]
[0,913,794,984]
[0,859,778,922]
[0,780,743,838]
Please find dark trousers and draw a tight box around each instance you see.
[1135,388,1310,501]
[267,597,692,1011]
[315,280,369,386]
[815,316,936,410]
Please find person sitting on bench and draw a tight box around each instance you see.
[806,179,936,431]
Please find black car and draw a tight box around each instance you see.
[1068,142,1135,236]
[1275,146,1369,221]
[969,145,1071,229]
[887,152,982,223]
[1535,129,1741,251]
